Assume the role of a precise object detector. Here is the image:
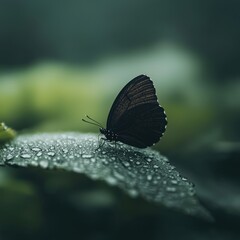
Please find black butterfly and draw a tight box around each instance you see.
[83,75,167,148]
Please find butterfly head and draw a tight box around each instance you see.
[100,128,118,141]
[100,128,107,135]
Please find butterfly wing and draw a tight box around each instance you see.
[107,75,167,148]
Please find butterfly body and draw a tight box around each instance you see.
[103,75,167,148]
[100,128,118,142]
[83,74,167,148]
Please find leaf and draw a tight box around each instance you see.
[0,133,212,220]
[0,122,16,144]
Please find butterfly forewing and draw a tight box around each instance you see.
[106,74,167,148]
[107,75,158,129]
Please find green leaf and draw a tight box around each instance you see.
[0,122,17,144]
[0,133,212,220]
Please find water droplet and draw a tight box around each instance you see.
[113,171,124,180]
[153,165,159,168]
[147,175,152,181]
[39,160,49,168]
[136,161,141,165]
[171,180,178,184]
[166,187,176,192]
[122,161,130,167]
[36,152,42,157]
[101,158,108,165]
[6,154,14,161]
[91,158,96,163]
[20,153,31,159]
[127,189,138,197]
[31,160,38,166]
[82,154,92,158]
[106,176,117,185]
[47,151,55,157]
[113,164,118,169]
[62,148,68,154]
[32,147,41,152]
[163,157,169,162]
[153,180,158,184]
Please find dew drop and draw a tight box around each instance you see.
[6,154,14,161]
[106,176,117,185]
[47,151,55,157]
[101,159,109,165]
[122,161,130,167]
[32,147,41,152]
[20,153,31,159]
[113,171,124,180]
[31,160,38,166]
[82,154,92,158]
[147,175,152,181]
[166,187,176,192]
[153,180,158,185]
[171,180,178,184]
[62,148,68,154]
[127,189,138,197]
[39,160,49,168]
[36,152,42,157]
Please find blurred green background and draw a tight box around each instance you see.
[0,1,240,240]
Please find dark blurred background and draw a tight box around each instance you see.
[0,0,240,240]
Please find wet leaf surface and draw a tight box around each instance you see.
[0,133,211,219]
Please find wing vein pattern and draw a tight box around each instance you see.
[106,75,167,148]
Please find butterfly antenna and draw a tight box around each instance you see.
[82,118,102,128]
[86,115,104,128]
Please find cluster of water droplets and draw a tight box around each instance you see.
[0,132,210,219]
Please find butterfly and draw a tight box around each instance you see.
[83,75,167,148]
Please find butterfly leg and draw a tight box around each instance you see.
[95,137,107,151]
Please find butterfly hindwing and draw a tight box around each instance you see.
[106,75,167,148]
[115,103,167,147]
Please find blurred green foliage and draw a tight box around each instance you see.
[0,122,16,144]
[0,60,217,152]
